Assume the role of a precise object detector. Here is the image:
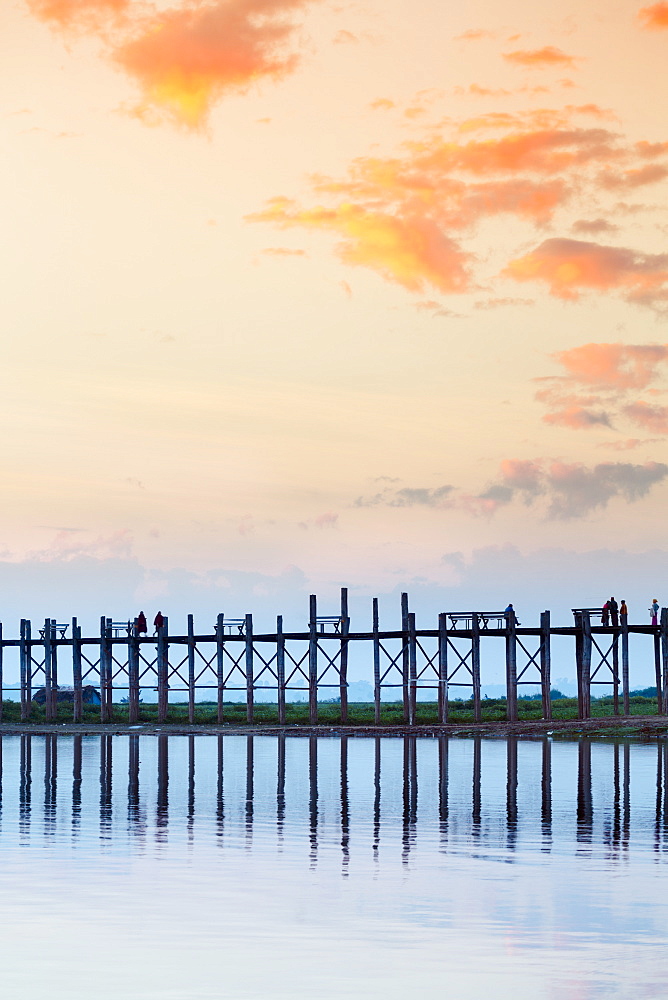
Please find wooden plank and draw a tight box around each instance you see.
[438,612,448,724]
[339,587,349,724]
[276,616,286,726]
[216,613,225,724]
[472,613,481,723]
[187,614,196,725]
[372,598,381,725]
[408,612,417,726]
[245,613,254,724]
[505,609,518,723]
[308,595,318,725]
[401,593,409,725]
[72,617,83,723]
[540,611,552,722]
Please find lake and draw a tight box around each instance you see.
[0,733,666,999]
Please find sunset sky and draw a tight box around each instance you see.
[2,0,668,639]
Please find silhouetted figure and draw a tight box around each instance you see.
[154,611,165,634]
[136,612,147,636]
[504,603,520,625]
[601,602,609,626]
[620,600,628,618]
[609,597,619,627]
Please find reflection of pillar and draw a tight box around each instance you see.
[340,735,349,872]
[187,735,195,833]
[245,734,254,843]
[472,736,481,828]
[623,742,630,847]
[506,737,518,845]
[612,743,621,850]
[100,734,112,832]
[72,734,82,832]
[276,734,285,843]
[216,734,224,839]
[309,735,318,865]
[541,738,552,835]
[577,740,593,841]
[128,734,139,825]
[156,734,168,837]
[373,736,380,857]
[20,734,31,836]
[409,737,418,824]
[438,735,448,824]
[655,741,663,849]
[402,737,410,863]
[44,734,57,832]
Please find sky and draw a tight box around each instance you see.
[2,0,668,645]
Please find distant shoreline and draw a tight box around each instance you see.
[2,716,668,739]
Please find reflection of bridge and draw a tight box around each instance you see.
[4,589,668,724]
[10,733,668,859]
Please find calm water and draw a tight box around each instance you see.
[0,733,667,999]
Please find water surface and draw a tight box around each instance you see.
[0,733,666,999]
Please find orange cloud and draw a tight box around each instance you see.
[598,163,668,189]
[504,238,668,303]
[552,343,668,389]
[503,46,577,68]
[113,0,314,127]
[543,405,612,429]
[624,400,668,433]
[249,199,471,293]
[27,0,129,31]
[639,2,668,28]
[260,247,307,256]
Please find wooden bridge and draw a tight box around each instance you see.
[2,589,667,724]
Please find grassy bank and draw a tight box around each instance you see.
[1,695,662,726]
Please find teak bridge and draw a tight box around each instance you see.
[2,590,668,725]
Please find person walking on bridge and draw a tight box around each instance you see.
[620,600,628,618]
[650,599,659,626]
[153,611,165,634]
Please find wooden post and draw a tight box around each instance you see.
[654,628,664,716]
[157,616,169,723]
[276,616,286,725]
[661,609,668,717]
[128,618,139,724]
[438,612,448,724]
[540,611,552,722]
[339,587,349,723]
[401,593,409,725]
[0,622,3,724]
[72,618,83,724]
[25,620,32,718]
[20,619,27,722]
[187,614,196,725]
[408,612,417,726]
[582,613,592,720]
[471,613,481,723]
[216,613,225,724]
[575,612,585,720]
[44,619,53,722]
[372,598,381,725]
[612,632,620,716]
[505,609,518,723]
[245,613,254,724]
[99,616,107,723]
[621,611,630,715]
[308,595,318,725]
[50,623,58,722]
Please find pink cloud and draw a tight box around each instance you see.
[624,400,668,433]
